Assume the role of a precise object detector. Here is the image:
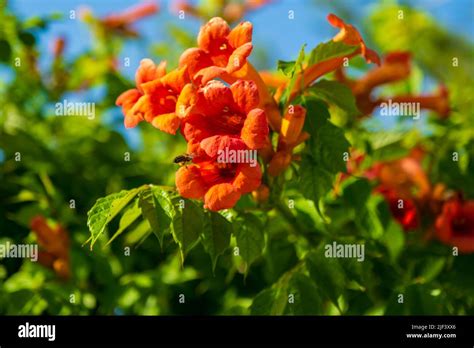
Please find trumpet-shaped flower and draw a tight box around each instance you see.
[176,160,262,211]
[179,17,253,83]
[435,199,474,253]
[116,59,190,133]
[178,80,269,157]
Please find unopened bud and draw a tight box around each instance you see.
[280,105,306,145]
[252,184,270,203]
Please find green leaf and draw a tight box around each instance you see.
[234,213,265,272]
[277,60,297,77]
[87,187,142,248]
[202,211,232,271]
[285,273,322,315]
[381,221,405,262]
[138,186,173,247]
[250,288,279,315]
[342,178,372,212]
[124,220,152,246]
[307,40,357,66]
[306,246,346,307]
[107,199,142,245]
[170,199,203,262]
[299,157,334,207]
[304,98,351,173]
[278,44,306,106]
[307,79,359,115]
[0,40,12,62]
[18,31,36,47]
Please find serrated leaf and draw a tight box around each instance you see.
[307,40,357,65]
[304,98,351,173]
[278,44,306,106]
[307,79,359,115]
[124,219,152,246]
[306,246,346,307]
[202,211,232,271]
[299,157,333,207]
[250,288,278,315]
[234,213,265,272]
[138,186,173,247]
[170,199,203,263]
[107,199,142,246]
[87,187,142,248]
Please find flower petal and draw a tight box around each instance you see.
[176,83,199,118]
[197,17,231,52]
[195,66,227,85]
[241,108,269,149]
[200,135,247,158]
[151,112,181,134]
[135,59,166,89]
[227,21,253,48]
[179,47,213,80]
[233,163,262,193]
[176,165,208,199]
[204,183,241,211]
[230,80,259,113]
[160,66,189,92]
[197,80,235,116]
[226,42,253,74]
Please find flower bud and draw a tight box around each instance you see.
[268,150,292,176]
[252,184,270,203]
[280,105,306,145]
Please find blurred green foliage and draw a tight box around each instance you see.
[0,1,473,316]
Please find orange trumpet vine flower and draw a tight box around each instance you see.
[376,186,420,231]
[116,59,190,134]
[178,80,269,158]
[101,2,159,37]
[435,198,474,253]
[285,14,380,105]
[176,160,262,211]
[30,216,70,280]
[179,17,253,84]
[387,85,450,118]
[327,14,380,65]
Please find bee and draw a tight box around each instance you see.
[173,153,194,166]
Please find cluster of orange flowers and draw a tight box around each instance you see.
[344,149,474,253]
[116,14,381,210]
[30,216,70,279]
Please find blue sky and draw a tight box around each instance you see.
[8,0,474,76]
[4,0,474,146]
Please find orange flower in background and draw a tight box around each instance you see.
[178,80,269,157]
[435,198,474,253]
[388,85,450,118]
[179,17,253,83]
[335,51,411,116]
[30,216,70,280]
[101,2,159,37]
[176,160,262,211]
[376,186,419,231]
[327,13,380,65]
[375,153,431,202]
[116,59,166,128]
[116,59,190,133]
